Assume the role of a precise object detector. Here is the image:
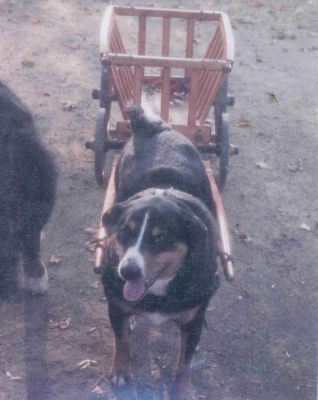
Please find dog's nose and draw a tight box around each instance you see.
[120,259,142,281]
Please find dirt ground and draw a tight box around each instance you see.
[0,0,317,399]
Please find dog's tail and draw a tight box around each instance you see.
[126,105,170,137]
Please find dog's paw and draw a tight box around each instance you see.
[24,269,48,294]
[110,369,132,387]
[171,365,193,400]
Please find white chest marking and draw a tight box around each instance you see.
[145,312,171,326]
[147,277,174,296]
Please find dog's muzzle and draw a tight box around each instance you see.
[119,258,142,281]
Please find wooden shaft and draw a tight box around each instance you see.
[203,161,234,281]
[94,155,120,273]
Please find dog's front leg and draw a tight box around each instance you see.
[108,302,132,386]
[21,227,48,294]
[172,305,208,400]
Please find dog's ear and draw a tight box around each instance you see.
[175,199,208,240]
[102,203,124,233]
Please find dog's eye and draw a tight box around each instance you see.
[118,225,135,244]
[153,231,168,245]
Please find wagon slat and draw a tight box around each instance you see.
[111,21,134,96]
[138,15,146,55]
[162,16,170,56]
[134,66,143,105]
[187,70,200,127]
[185,18,195,77]
[161,67,171,120]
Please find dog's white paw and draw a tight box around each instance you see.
[24,270,49,294]
[110,369,131,387]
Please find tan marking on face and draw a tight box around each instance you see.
[108,234,124,260]
[151,227,163,238]
[143,243,188,280]
[127,220,136,231]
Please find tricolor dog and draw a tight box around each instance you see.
[0,81,57,298]
[102,106,220,399]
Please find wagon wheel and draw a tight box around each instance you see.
[94,107,109,186]
[218,113,230,191]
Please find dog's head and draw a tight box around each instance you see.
[102,193,207,302]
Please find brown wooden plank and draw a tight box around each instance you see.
[198,71,223,123]
[171,124,211,145]
[186,18,195,58]
[113,6,221,21]
[162,16,170,56]
[185,18,195,78]
[161,67,170,121]
[133,66,143,105]
[112,21,134,95]
[105,53,231,71]
[205,26,222,58]
[187,70,199,127]
[219,12,235,61]
[198,32,223,93]
[196,40,224,120]
[138,15,146,55]
[100,5,115,53]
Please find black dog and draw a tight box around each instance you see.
[102,106,220,399]
[0,81,57,298]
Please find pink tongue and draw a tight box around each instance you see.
[123,279,146,302]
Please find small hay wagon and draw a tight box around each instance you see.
[87,6,236,280]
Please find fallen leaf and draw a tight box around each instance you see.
[287,160,303,172]
[84,227,97,236]
[88,281,99,289]
[49,254,62,265]
[32,18,42,25]
[21,60,35,68]
[84,241,96,253]
[49,317,71,330]
[77,359,97,370]
[299,223,311,232]
[62,100,77,111]
[234,224,253,242]
[256,161,268,169]
[235,117,251,127]
[266,92,279,103]
[274,30,296,40]
[6,371,22,381]
[300,45,317,52]
[91,386,105,394]
[60,317,71,330]
[255,51,263,62]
